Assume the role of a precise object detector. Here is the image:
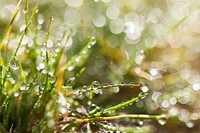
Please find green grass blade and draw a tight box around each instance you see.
[0,0,22,44]
[63,37,96,72]
[91,93,148,117]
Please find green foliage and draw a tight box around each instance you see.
[0,1,166,133]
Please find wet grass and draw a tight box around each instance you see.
[0,1,166,132]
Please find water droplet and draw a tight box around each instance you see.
[152,91,162,101]
[113,86,120,93]
[91,81,101,90]
[47,119,55,128]
[40,84,45,91]
[37,63,45,70]
[51,16,54,21]
[87,101,92,105]
[82,85,87,90]
[68,65,75,71]
[11,58,19,70]
[93,15,106,27]
[109,18,124,34]
[20,86,26,91]
[37,14,44,24]
[162,100,170,108]
[14,92,19,97]
[47,40,54,48]
[91,37,96,45]
[169,97,177,105]
[186,121,195,128]
[158,119,167,125]
[169,107,178,116]
[20,24,26,32]
[150,68,158,76]
[8,78,16,84]
[35,85,40,93]
[74,90,81,95]
[135,50,146,65]
[64,0,83,7]
[192,83,200,91]
[35,7,39,13]
[138,92,147,99]
[137,120,144,125]
[41,69,48,74]
[106,5,120,20]
[88,44,92,49]
[59,107,67,114]
[49,76,56,83]
[75,56,81,63]
[140,86,149,93]
[82,49,88,54]
[136,101,144,108]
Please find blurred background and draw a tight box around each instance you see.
[1,0,200,132]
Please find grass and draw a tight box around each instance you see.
[0,1,166,132]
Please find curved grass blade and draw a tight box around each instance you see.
[91,93,148,117]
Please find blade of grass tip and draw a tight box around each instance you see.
[66,67,86,87]
[16,58,26,83]
[63,37,96,72]
[92,93,148,117]
[0,0,22,45]
[25,0,29,33]
[53,31,70,72]
[43,16,54,92]
[2,4,38,87]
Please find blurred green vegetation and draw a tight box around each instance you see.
[1,0,200,132]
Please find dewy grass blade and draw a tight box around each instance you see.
[25,0,29,33]
[63,37,96,72]
[0,0,22,45]
[91,93,148,117]
[2,4,38,87]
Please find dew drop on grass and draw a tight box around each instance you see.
[68,65,75,71]
[82,49,88,54]
[59,107,67,114]
[11,58,19,70]
[91,37,97,45]
[20,24,26,32]
[88,44,92,49]
[40,84,45,90]
[140,85,149,93]
[14,92,19,97]
[8,78,16,84]
[75,56,81,63]
[49,76,56,83]
[138,92,147,99]
[158,119,167,125]
[37,63,45,70]
[47,40,54,48]
[135,50,146,65]
[87,101,92,105]
[20,86,26,91]
[113,86,120,93]
[82,85,87,90]
[186,121,195,128]
[47,119,55,128]
[35,7,39,13]
[93,15,106,27]
[91,81,101,90]
[51,16,54,21]
[22,35,29,45]
[137,120,144,125]
[35,85,40,93]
